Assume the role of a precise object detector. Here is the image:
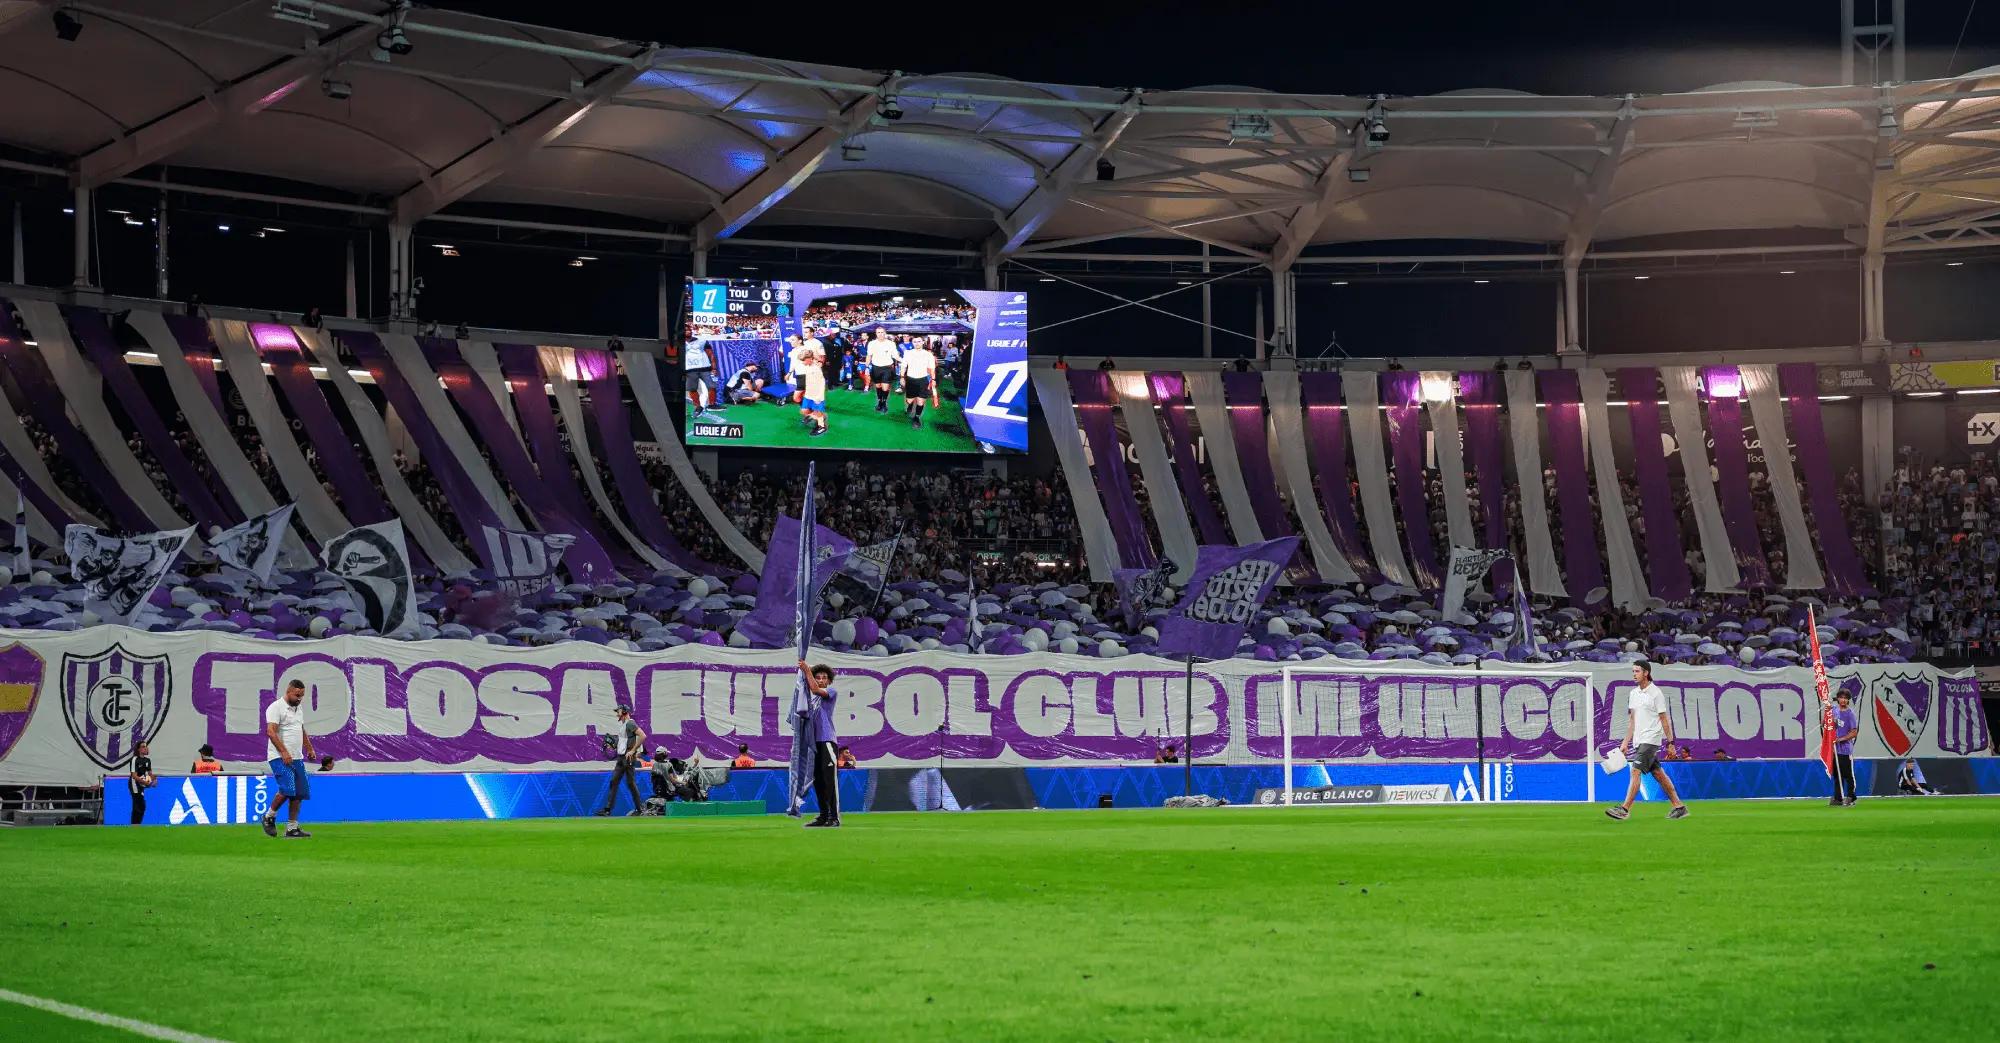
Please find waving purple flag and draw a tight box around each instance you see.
[1156,537,1301,660]
[736,511,856,650]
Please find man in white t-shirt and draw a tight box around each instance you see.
[1606,660,1689,820]
[865,328,901,414]
[900,340,940,430]
[262,679,315,838]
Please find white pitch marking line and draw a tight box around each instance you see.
[0,987,234,1043]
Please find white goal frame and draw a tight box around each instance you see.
[1275,663,1600,806]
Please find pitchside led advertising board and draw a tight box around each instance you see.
[681,279,1030,455]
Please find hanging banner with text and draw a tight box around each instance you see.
[0,627,1985,784]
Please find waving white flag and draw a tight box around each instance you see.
[210,504,294,582]
[322,519,419,638]
[65,524,194,624]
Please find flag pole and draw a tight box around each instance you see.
[1184,653,1196,797]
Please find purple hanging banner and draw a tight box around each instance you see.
[1297,373,1378,583]
[1536,370,1607,606]
[583,352,723,576]
[0,300,151,532]
[1379,372,1441,588]
[495,345,609,535]
[423,339,621,582]
[1617,367,1693,602]
[252,325,392,527]
[1700,366,1770,589]
[1147,372,1230,545]
[340,331,500,567]
[1068,371,1154,569]
[68,308,236,528]
[1778,363,1872,597]
[161,315,229,418]
[1223,372,1314,583]
[1454,371,1512,595]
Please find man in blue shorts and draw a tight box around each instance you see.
[262,679,315,838]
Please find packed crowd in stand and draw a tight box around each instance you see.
[0,338,1974,668]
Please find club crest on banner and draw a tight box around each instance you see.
[0,643,47,765]
[61,643,170,769]
[1868,672,1931,758]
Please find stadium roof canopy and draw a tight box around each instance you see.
[3,0,2000,271]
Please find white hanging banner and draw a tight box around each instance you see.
[209,320,352,545]
[1741,364,1825,590]
[1112,372,1199,582]
[1580,369,1649,611]
[1186,371,1264,544]
[378,333,526,531]
[1342,371,1414,587]
[1029,368,1118,583]
[294,328,472,575]
[542,347,672,574]
[1262,370,1356,584]
[1505,370,1566,597]
[1423,372,1475,554]
[1661,367,1740,593]
[623,349,763,570]
[16,301,189,533]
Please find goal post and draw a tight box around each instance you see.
[1275,663,1600,806]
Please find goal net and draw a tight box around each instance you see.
[1268,663,1600,807]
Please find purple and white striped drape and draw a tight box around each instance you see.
[0,300,150,531]
[1380,372,1441,588]
[1778,363,1872,597]
[1069,371,1155,569]
[68,308,236,529]
[1454,371,1511,594]
[1147,372,1230,545]
[1617,368,1692,602]
[1223,372,1312,581]
[256,327,393,527]
[1536,370,1607,606]
[427,340,620,581]
[1298,373,1379,584]
[342,331,504,567]
[583,352,722,576]
[496,345,606,543]
[162,315,230,418]
[1700,366,1770,589]
[0,440,73,534]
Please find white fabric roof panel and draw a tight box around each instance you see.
[2,4,1999,260]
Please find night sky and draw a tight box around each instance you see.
[431,0,2000,97]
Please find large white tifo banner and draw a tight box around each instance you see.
[0,627,1987,784]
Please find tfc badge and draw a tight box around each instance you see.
[61,643,171,769]
[0,643,47,765]
[1868,673,1931,758]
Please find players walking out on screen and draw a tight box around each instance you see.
[866,326,900,413]
[127,740,155,824]
[1830,689,1860,806]
[596,704,646,816]
[263,679,315,838]
[686,336,720,422]
[901,336,939,429]
[786,334,811,415]
[800,660,841,827]
[800,340,830,438]
[1606,661,1689,821]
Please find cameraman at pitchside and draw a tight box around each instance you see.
[1606,661,1690,821]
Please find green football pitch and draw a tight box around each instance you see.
[2,801,1996,1042]
[688,383,978,453]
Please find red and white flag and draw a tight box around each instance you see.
[1806,605,1836,777]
